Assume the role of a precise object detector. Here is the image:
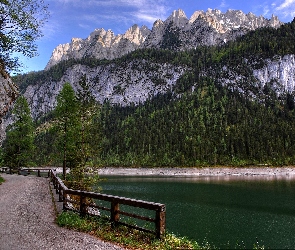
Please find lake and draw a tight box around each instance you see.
[99,174,295,249]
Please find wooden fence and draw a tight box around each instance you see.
[0,167,52,177]
[50,170,166,238]
[12,168,165,238]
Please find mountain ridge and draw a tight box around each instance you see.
[7,11,295,165]
[45,8,282,70]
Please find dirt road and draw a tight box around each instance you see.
[0,174,124,250]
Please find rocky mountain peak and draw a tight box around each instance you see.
[165,9,188,27]
[123,24,150,45]
[45,9,283,70]
[188,8,282,34]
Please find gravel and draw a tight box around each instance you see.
[96,166,295,178]
[0,174,124,250]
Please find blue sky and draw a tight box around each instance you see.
[17,0,295,74]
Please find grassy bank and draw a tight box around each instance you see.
[56,211,211,250]
[56,211,265,250]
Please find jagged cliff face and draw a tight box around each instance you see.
[45,9,282,70]
[0,70,18,143]
[14,8,295,124]
[24,53,295,120]
[253,55,295,92]
[26,60,188,119]
[45,25,151,70]
[216,54,295,99]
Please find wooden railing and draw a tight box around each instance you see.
[0,167,166,238]
[50,169,166,239]
[0,167,52,177]
[1,167,166,237]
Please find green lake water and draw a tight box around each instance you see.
[99,175,295,249]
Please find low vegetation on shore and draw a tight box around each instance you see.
[57,211,265,250]
[56,211,211,250]
[0,176,4,185]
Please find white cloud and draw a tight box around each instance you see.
[220,0,227,8]
[39,19,60,41]
[276,0,295,10]
[73,0,169,32]
[101,0,169,24]
[262,5,270,16]
[251,0,295,22]
[274,0,295,19]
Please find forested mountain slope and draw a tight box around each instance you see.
[12,17,295,167]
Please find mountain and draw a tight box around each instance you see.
[9,9,295,166]
[14,9,286,120]
[45,9,282,70]
[0,66,18,143]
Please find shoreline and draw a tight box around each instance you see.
[96,166,295,178]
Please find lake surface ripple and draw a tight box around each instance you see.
[100,175,295,249]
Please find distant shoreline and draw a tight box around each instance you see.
[95,166,295,178]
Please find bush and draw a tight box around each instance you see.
[0,176,5,185]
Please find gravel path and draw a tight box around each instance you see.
[0,174,124,250]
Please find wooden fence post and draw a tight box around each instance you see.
[54,178,57,190]
[63,190,67,210]
[156,205,166,239]
[38,170,41,177]
[56,183,59,194]
[58,185,63,202]
[111,200,120,227]
[80,195,87,217]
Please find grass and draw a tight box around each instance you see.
[56,211,212,250]
[56,211,266,250]
[0,176,4,185]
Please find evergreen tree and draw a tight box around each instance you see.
[3,96,34,168]
[65,75,102,191]
[75,75,101,167]
[54,83,80,179]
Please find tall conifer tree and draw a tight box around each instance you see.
[54,83,79,179]
[3,96,34,168]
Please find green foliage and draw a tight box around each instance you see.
[0,148,4,166]
[0,176,4,185]
[56,211,94,231]
[2,96,35,168]
[57,211,264,249]
[46,80,102,189]
[14,20,295,168]
[54,82,80,172]
[99,78,295,167]
[56,211,206,249]
[0,0,49,71]
[75,75,101,168]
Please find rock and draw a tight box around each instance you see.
[0,68,18,144]
[25,61,187,119]
[45,9,283,70]
[11,9,288,122]
[253,55,295,92]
